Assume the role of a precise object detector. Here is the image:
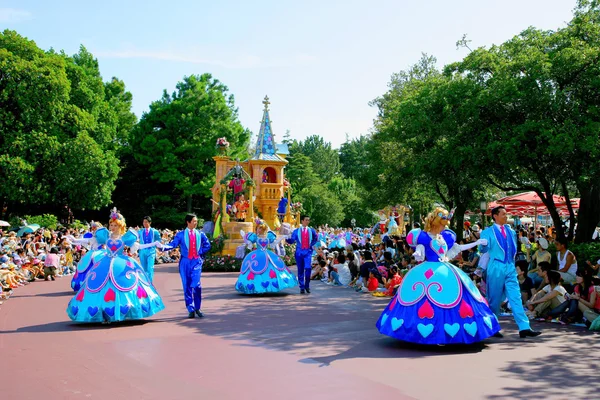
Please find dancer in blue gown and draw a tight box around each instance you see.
[376,207,501,345]
[66,209,164,323]
[235,219,298,294]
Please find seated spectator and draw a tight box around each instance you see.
[43,247,61,281]
[329,254,351,286]
[384,266,402,296]
[517,262,535,305]
[311,260,328,281]
[548,267,596,324]
[460,246,480,272]
[357,251,376,291]
[555,237,577,284]
[526,270,567,319]
[362,269,380,293]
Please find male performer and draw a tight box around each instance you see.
[286,215,317,294]
[480,206,541,338]
[166,214,211,318]
[138,216,161,282]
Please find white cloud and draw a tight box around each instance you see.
[0,8,32,23]
[94,46,316,69]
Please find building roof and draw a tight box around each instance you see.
[251,95,286,162]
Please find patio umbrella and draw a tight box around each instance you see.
[0,220,10,227]
[17,224,41,237]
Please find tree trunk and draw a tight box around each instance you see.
[535,185,566,241]
[187,195,193,214]
[453,203,467,242]
[574,183,600,244]
[561,180,576,242]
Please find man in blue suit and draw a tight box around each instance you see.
[138,216,161,283]
[167,214,211,318]
[286,215,318,294]
[480,206,541,338]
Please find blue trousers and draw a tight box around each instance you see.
[486,260,531,331]
[139,250,156,282]
[296,250,312,290]
[179,257,203,312]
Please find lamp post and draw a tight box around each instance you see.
[479,199,487,227]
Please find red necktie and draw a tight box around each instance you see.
[501,226,506,238]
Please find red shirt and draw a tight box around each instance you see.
[367,277,379,292]
[385,274,403,296]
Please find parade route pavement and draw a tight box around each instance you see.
[1,263,599,400]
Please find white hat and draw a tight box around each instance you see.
[472,225,480,232]
[538,238,549,250]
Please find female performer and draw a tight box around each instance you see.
[376,207,500,344]
[66,209,164,323]
[235,219,298,294]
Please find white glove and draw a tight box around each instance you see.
[413,245,425,262]
[477,239,488,246]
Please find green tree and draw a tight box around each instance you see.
[296,184,344,227]
[295,135,340,182]
[339,135,370,181]
[0,31,126,215]
[130,73,250,224]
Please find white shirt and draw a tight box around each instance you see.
[542,284,567,304]
[335,262,352,285]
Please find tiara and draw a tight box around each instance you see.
[254,217,263,226]
[109,207,124,221]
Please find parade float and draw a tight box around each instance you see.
[210,96,299,256]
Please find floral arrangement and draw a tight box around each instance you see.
[203,254,242,272]
[209,234,226,255]
[282,242,296,266]
[290,202,304,214]
[216,137,230,148]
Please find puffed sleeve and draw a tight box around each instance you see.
[442,229,457,249]
[94,227,109,245]
[246,232,258,244]
[122,228,139,247]
[267,230,277,243]
[406,228,422,248]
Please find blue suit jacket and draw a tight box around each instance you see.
[167,229,211,259]
[480,224,517,266]
[286,227,318,253]
[138,228,161,253]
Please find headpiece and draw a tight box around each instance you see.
[109,207,124,221]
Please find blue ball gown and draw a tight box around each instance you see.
[235,231,298,294]
[66,228,165,323]
[376,228,500,345]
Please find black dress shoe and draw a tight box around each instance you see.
[493,331,504,338]
[305,288,311,294]
[300,289,305,294]
[188,311,195,318]
[195,310,204,318]
[519,329,542,338]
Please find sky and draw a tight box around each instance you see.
[2,0,578,148]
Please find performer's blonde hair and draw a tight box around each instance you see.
[254,218,269,235]
[108,208,127,235]
[424,207,449,232]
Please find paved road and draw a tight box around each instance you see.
[1,263,599,400]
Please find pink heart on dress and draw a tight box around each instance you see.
[269,269,277,279]
[76,289,85,302]
[104,288,116,302]
[136,286,148,299]
[247,272,255,281]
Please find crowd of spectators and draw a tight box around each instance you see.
[307,221,600,329]
[0,225,180,306]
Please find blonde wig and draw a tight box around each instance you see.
[424,207,449,232]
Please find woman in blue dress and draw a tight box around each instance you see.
[376,207,501,344]
[66,209,165,323]
[235,219,298,294]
